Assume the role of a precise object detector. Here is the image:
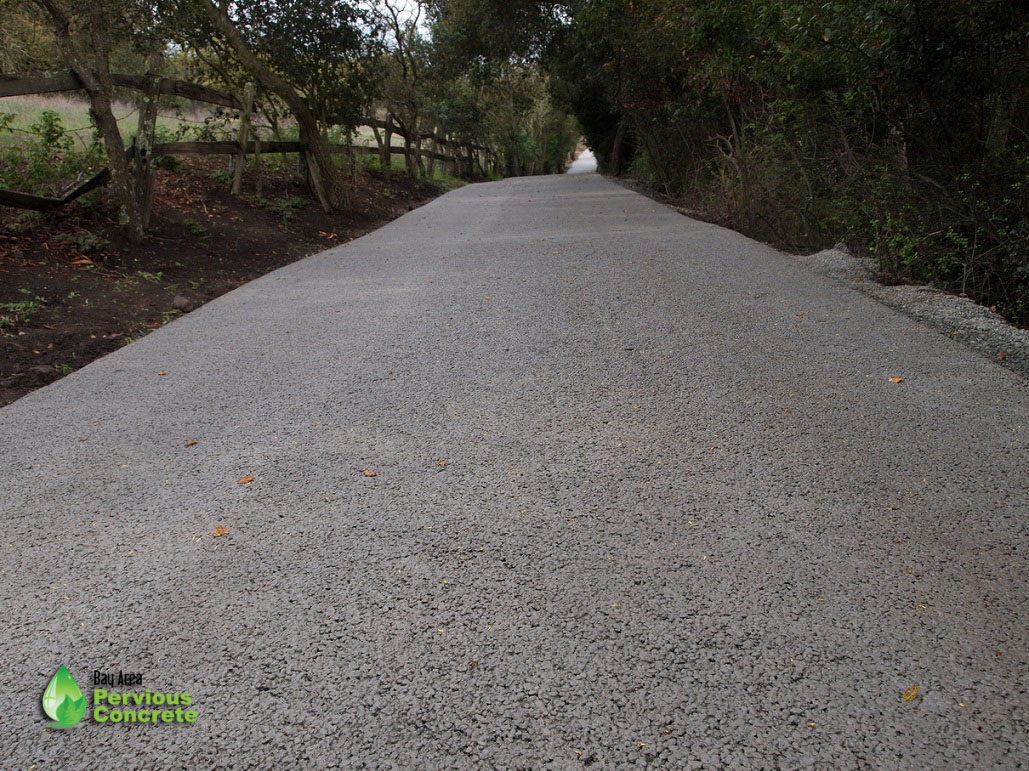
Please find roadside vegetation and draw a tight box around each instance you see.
[1,0,1024,410]
[0,0,580,224]
[0,0,582,403]
[434,0,1028,325]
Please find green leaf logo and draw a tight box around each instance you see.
[42,666,86,727]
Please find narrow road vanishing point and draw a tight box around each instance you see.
[1,172,1026,769]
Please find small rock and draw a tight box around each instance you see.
[171,294,190,310]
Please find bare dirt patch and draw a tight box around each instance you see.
[0,156,449,407]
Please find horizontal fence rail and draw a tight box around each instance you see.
[0,70,495,213]
[0,72,243,110]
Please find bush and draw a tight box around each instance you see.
[0,110,105,198]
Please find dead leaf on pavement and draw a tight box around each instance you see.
[998,352,1008,360]
[157,370,167,376]
[238,475,254,485]
[184,440,197,447]
[888,376,905,383]
[902,685,920,701]
[363,468,377,477]
[437,459,447,467]
[213,526,229,537]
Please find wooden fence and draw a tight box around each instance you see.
[0,71,493,216]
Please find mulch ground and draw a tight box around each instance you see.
[0,156,448,407]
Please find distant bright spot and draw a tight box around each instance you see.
[567,148,597,174]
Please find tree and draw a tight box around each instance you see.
[186,0,335,210]
[374,0,432,176]
[31,0,148,239]
[0,0,61,71]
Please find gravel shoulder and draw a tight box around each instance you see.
[614,175,1028,380]
[794,246,1028,379]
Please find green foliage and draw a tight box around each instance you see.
[0,295,46,335]
[153,154,185,171]
[0,109,105,198]
[4,210,43,233]
[53,231,109,254]
[179,217,208,236]
[427,172,467,192]
[150,127,186,171]
[164,0,381,130]
[251,195,307,223]
[514,0,1029,323]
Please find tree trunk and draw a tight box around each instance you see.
[610,115,628,175]
[34,0,143,240]
[403,135,416,177]
[196,0,346,211]
[415,138,426,177]
[427,128,439,176]
[382,127,392,175]
[133,56,162,229]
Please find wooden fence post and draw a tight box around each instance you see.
[231,82,256,195]
[426,127,438,176]
[382,127,392,175]
[296,150,310,189]
[133,56,162,229]
[253,136,263,198]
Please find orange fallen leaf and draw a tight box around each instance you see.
[997,352,1008,360]
[902,685,920,701]
[363,468,377,477]
[213,525,229,537]
[437,459,447,467]
[238,475,254,485]
[184,440,197,447]
[888,376,905,383]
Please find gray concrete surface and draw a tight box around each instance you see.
[1,172,1026,769]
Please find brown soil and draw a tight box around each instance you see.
[0,156,448,408]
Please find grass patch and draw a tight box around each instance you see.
[0,294,46,335]
[0,94,216,148]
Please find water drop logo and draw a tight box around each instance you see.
[42,666,86,728]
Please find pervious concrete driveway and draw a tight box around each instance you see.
[1,172,1026,769]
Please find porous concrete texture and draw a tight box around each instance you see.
[1,172,1026,768]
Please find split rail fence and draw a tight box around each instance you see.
[0,71,494,218]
